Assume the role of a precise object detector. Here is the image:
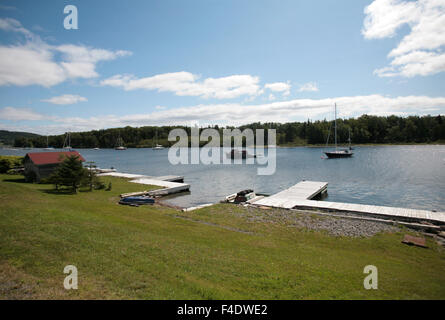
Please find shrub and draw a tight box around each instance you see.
[0,156,23,173]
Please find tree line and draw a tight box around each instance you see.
[12,114,445,148]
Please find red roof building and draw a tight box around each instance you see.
[24,151,85,182]
[25,151,85,165]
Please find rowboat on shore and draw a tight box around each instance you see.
[119,196,155,206]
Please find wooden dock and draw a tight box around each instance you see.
[254,181,328,209]
[98,172,190,197]
[253,181,445,225]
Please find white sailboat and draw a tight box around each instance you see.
[63,132,72,150]
[44,135,55,150]
[115,134,127,150]
[152,129,164,150]
[348,128,354,150]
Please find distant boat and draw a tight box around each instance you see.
[44,135,55,150]
[348,128,354,150]
[93,147,100,150]
[115,134,127,150]
[226,149,256,159]
[152,130,165,150]
[63,132,73,150]
[324,103,353,159]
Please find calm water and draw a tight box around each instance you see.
[2,146,445,210]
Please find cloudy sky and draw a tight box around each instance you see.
[0,0,444,134]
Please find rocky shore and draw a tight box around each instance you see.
[228,205,399,237]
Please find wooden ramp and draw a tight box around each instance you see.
[98,172,190,196]
[130,178,190,195]
[253,181,445,225]
[254,181,328,209]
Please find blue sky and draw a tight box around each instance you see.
[0,0,444,134]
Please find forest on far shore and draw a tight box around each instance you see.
[9,114,445,148]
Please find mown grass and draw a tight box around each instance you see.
[0,174,444,299]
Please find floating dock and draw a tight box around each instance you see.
[254,181,328,208]
[252,181,445,225]
[98,172,189,197]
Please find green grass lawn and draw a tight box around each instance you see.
[0,174,444,299]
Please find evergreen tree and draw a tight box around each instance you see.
[49,155,87,193]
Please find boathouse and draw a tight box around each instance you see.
[24,151,85,182]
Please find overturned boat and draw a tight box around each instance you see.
[119,195,155,206]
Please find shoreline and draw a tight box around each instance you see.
[2,142,445,151]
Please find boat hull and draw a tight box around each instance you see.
[119,196,155,205]
[324,151,353,158]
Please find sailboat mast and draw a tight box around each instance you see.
[348,128,351,148]
[334,103,337,151]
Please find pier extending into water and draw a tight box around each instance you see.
[252,181,445,225]
[97,172,190,197]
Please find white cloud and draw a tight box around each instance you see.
[0,43,67,87]
[0,17,33,37]
[363,0,445,77]
[0,107,45,121]
[264,82,291,96]
[5,95,444,134]
[0,18,131,87]
[42,94,88,105]
[56,45,131,79]
[101,72,261,99]
[298,82,319,92]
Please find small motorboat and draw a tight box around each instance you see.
[119,195,155,206]
[234,189,255,203]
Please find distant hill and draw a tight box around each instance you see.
[0,130,41,146]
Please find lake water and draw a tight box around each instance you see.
[2,146,444,211]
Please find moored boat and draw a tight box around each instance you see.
[324,149,353,158]
[115,134,127,150]
[324,103,353,159]
[227,149,256,159]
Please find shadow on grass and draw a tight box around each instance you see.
[2,177,28,183]
[40,187,96,195]
[41,188,76,195]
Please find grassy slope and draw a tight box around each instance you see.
[0,174,444,299]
